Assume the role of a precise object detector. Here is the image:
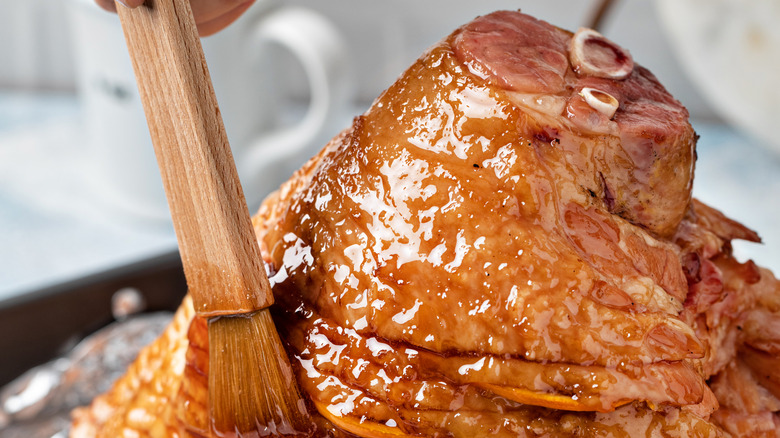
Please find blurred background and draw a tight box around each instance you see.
[0,0,779,421]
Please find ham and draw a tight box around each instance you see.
[71,10,779,437]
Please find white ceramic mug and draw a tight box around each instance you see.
[657,0,780,154]
[67,0,352,224]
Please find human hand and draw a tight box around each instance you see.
[95,0,256,36]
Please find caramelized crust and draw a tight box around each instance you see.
[70,297,196,437]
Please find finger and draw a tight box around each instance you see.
[189,0,254,25]
[196,0,255,37]
[96,0,143,12]
[95,0,117,13]
[119,0,146,7]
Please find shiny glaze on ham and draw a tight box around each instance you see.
[263,37,697,367]
[71,10,780,437]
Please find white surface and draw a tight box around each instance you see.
[0,91,356,303]
[1,92,778,303]
[0,92,177,301]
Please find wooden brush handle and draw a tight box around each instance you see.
[116,0,273,317]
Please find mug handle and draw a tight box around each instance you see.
[241,7,351,190]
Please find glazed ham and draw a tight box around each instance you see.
[71,10,780,437]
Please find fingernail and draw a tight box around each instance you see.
[116,0,143,8]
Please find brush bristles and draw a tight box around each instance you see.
[208,309,310,436]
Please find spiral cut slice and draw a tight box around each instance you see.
[286,315,711,415]
[474,384,630,413]
[298,346,726,438]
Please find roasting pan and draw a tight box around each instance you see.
[0,251,187,388]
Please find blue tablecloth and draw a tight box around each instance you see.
[0,91,177,301]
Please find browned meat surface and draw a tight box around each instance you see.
[71,10,779,437]
[452,11,695,238]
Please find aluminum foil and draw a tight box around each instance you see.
[0,308,172,437]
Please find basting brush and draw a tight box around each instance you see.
[114,0,310,434]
